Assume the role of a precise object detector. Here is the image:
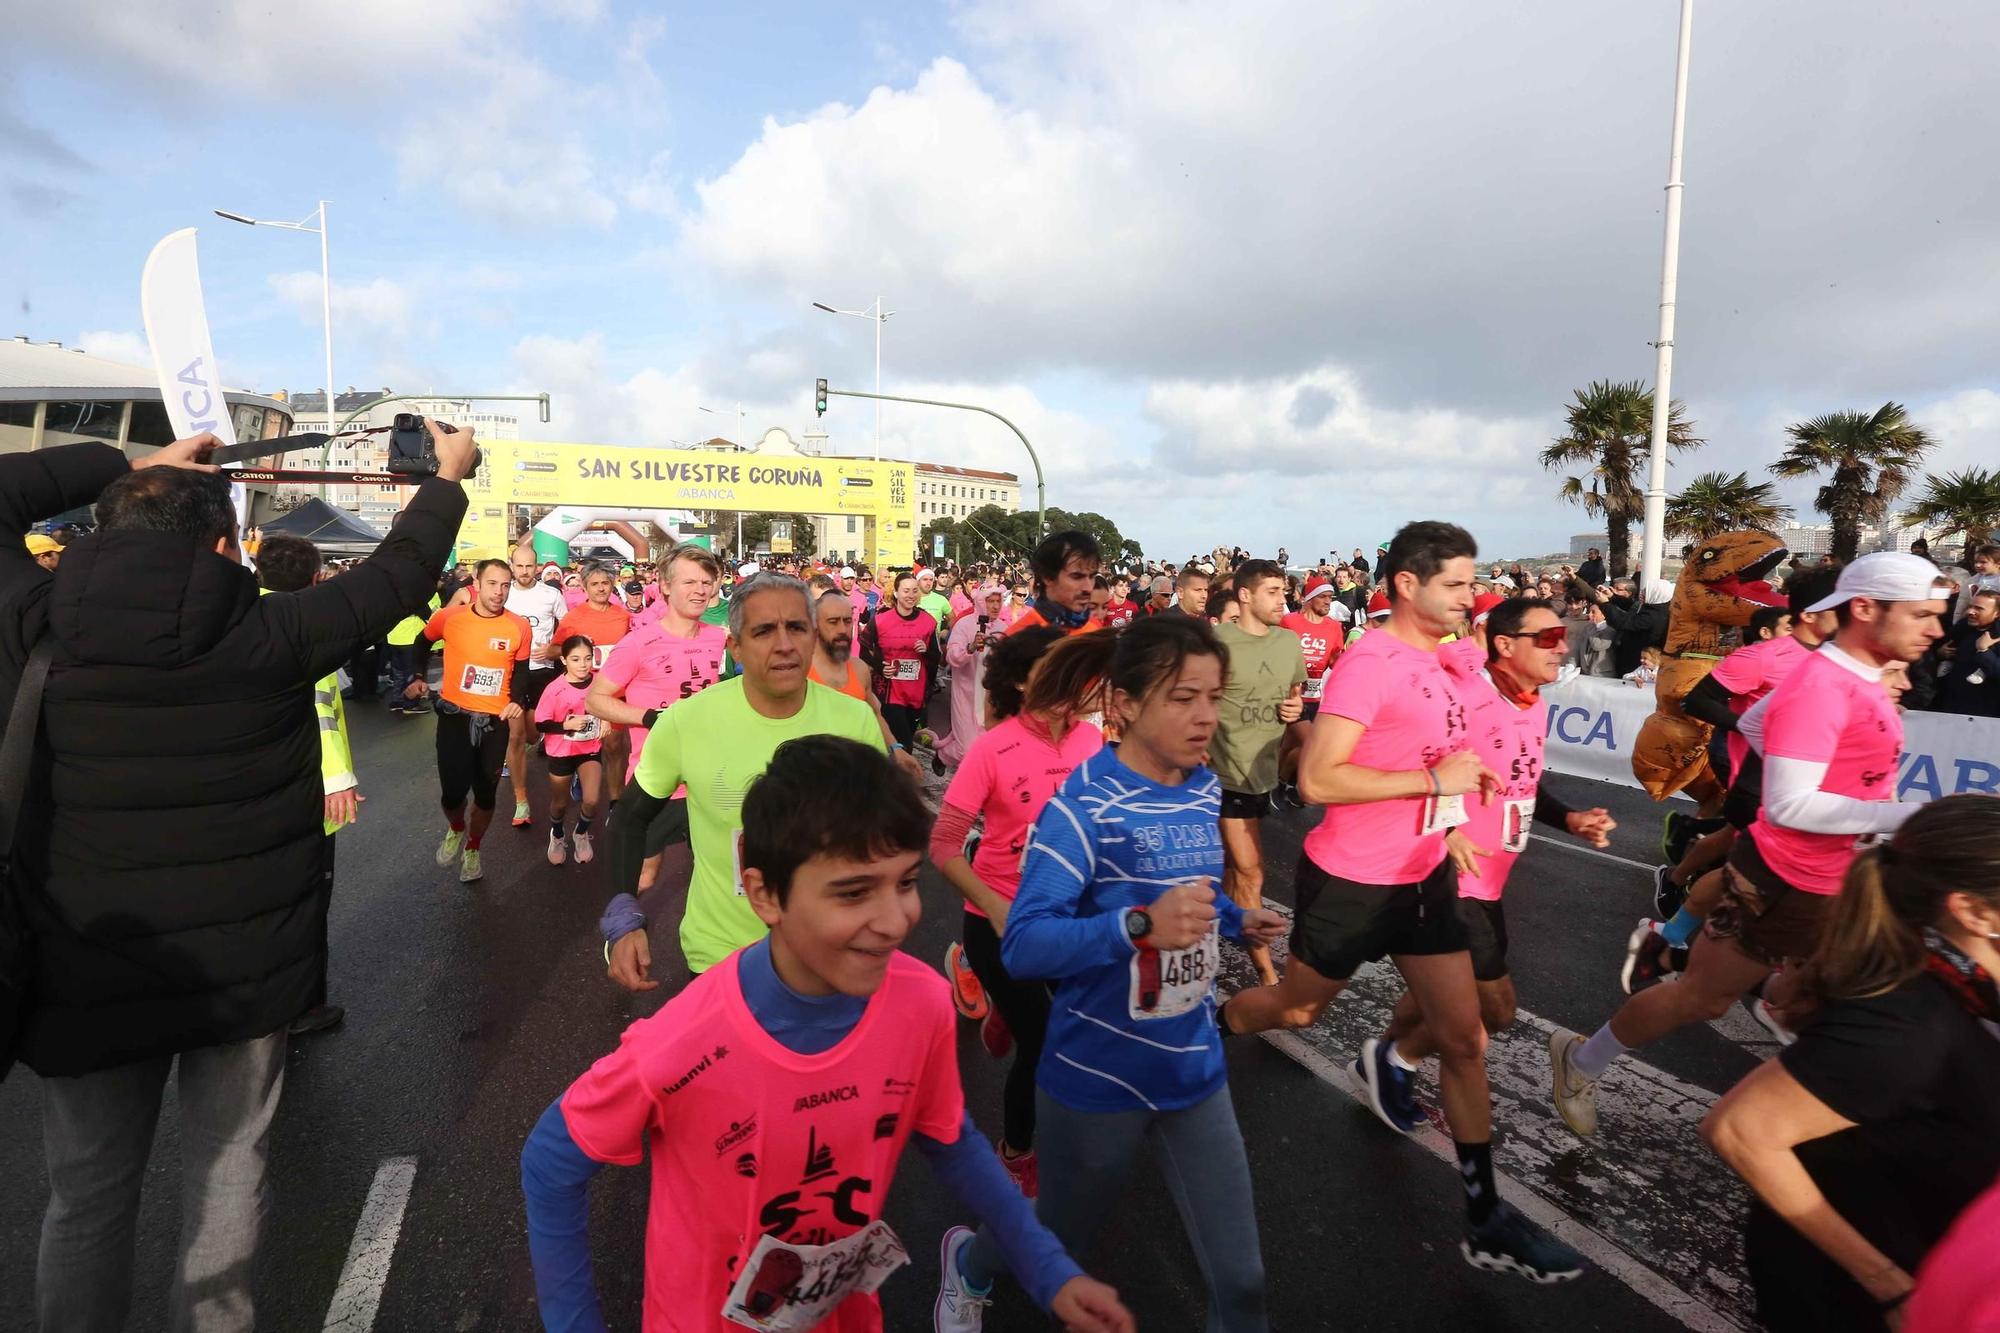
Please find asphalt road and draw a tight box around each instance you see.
[0,698,1774,1332]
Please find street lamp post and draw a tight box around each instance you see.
[812,297,891,460]
[215,201,333,446]
[1639,0,1694,586]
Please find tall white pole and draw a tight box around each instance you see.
[1640,0,1693,585]
[318,201,335,437]
[872,295,882,461]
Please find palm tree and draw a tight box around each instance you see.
[1769,402,1936,563]
[1541,380,1704,577]
[1665,471,1791,542]
[1902,467,2000,551]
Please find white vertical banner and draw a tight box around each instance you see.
[141,228,248,547]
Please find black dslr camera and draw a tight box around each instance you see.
[387,413,478,476]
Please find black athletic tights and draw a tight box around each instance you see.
[961,910,1052,1153]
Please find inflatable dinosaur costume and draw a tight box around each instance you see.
[1630,530,1789,804]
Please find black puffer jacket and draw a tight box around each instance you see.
[0,443,464,1076]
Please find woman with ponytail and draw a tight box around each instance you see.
[1701,794,2000,1331]
[933,626,1114,1196]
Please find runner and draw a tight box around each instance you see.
[554,563,633,799]
[600,573,889,987]
[424,559,535,884]
[1087,575,1112,628]
[1551,553,1952,1136]
[1102,573,1140,628]
[505,542,571,828]
[858,571,939,748]
[932,626,1093,1199]
[1005,530,1104,636]
[1624,566,1840,989]
[587,543,728,890]
[524,737,1133,1333]
[1210,560,1307,987]
[810,589,924,778]
[918,566,955,638]
[1219,521,1585,1282]
[934,615,1286,1332]
[1277,575,1346,720]
[1167,565,1209,618]
[534,636,605,867]
[1372,598,1615,1119]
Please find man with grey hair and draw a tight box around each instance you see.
[599,572,889,989]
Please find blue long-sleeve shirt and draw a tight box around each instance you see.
[520,937,1080,1330]
[1004,746,1243,1114]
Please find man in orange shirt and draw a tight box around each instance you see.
[425,558,534,882]
[1006,530,1104,636]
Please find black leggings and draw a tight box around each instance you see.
[882,703,922,748]
[961,910,1052,1153]
[436,709,507,811]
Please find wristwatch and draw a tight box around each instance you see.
[1123,907,1152,943]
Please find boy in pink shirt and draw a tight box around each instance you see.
[1553,553,1952,1136]
[521,737,1131,1333]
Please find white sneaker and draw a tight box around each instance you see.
[932,1226,991,1332]
[572,831,594,864]
[436,828,466,867]
[547,829,567,865]
[459,848,483,883]
[1749,996,1797,1046]
[1549,1028,1599,1137]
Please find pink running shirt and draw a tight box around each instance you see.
[560,951,964,1333]
[871,608,937,709]
[534,675,605,759]
[1748,648,1902,895]
[1445,669,1545,902]
[942,716,1104,913]
[1304,629,1473,884]
[1707,635,1808,776]
[599,617,729,780]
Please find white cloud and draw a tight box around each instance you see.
[270,272,413,330]
[75,329,152,368]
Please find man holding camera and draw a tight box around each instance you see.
[0,420,474,1331]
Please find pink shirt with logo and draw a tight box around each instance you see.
[1305,629,1473,885]
[942,716,1104,914]
[534,675,605,759]
[1443,666,1545,902]
[1707,635,1809,775]
[560,951,963,1333]
[600,617,729,780]
[1749,648,1903,894]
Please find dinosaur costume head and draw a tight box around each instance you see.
[1633,529,1791,801]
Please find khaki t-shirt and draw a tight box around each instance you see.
[1210,622,1307,796]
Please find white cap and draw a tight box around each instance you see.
[837,565,855,578]
[1803,552,1955,614]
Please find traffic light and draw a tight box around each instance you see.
[814,378,828,417]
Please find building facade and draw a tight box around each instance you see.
[805,457,1022,565]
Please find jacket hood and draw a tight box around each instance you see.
[49,531,259,667]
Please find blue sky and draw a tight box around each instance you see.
[8,1,1999,563]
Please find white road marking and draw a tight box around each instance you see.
[1528,833,1658,873]
[323,1155,418,1332]
[1262,1031,1747,1332]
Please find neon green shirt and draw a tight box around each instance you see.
[632,677,886,970]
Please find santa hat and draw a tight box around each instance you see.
[1367,590,1392,619]
[1302,576,1335,603]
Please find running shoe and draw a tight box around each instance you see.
[943,943,990,1020]
[459,848,483,883]
[512,800,533,829]
[980,1008,1013,1059]
[1652,863,1687,921]
[1748,996,1797,1047]
[1462,1202,1586,1283]
[932,1226,991,1333]
[288,1003,346,1036]
[998,1145,1038,1199]
[436,828,466,867]
[1349,1036,1423,1135]
[572,831,594,864]
[1548,1028,1599,1136]
[1620,920,1689,993]
[548,829,567,865]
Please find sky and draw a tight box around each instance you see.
[5,0,1999,563]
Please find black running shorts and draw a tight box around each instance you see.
[1219,788,1272,821]
[546,751,601,779]
[1457,897,1510,982]
[516,667,557,710]
[436,708,508,811]
[1289,853,1468,981]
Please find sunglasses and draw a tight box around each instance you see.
[1498,626,1569,650]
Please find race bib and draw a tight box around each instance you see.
[722,1219,909,1331]
[570,715,602,743]
[1301,675,1325,701]
[1500,797,1534,854]
[461,664,503,697]
[592,642,615,670]
[1128,926,1220,1021]
[885,658,921,682]
[1421,793,1468,834]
